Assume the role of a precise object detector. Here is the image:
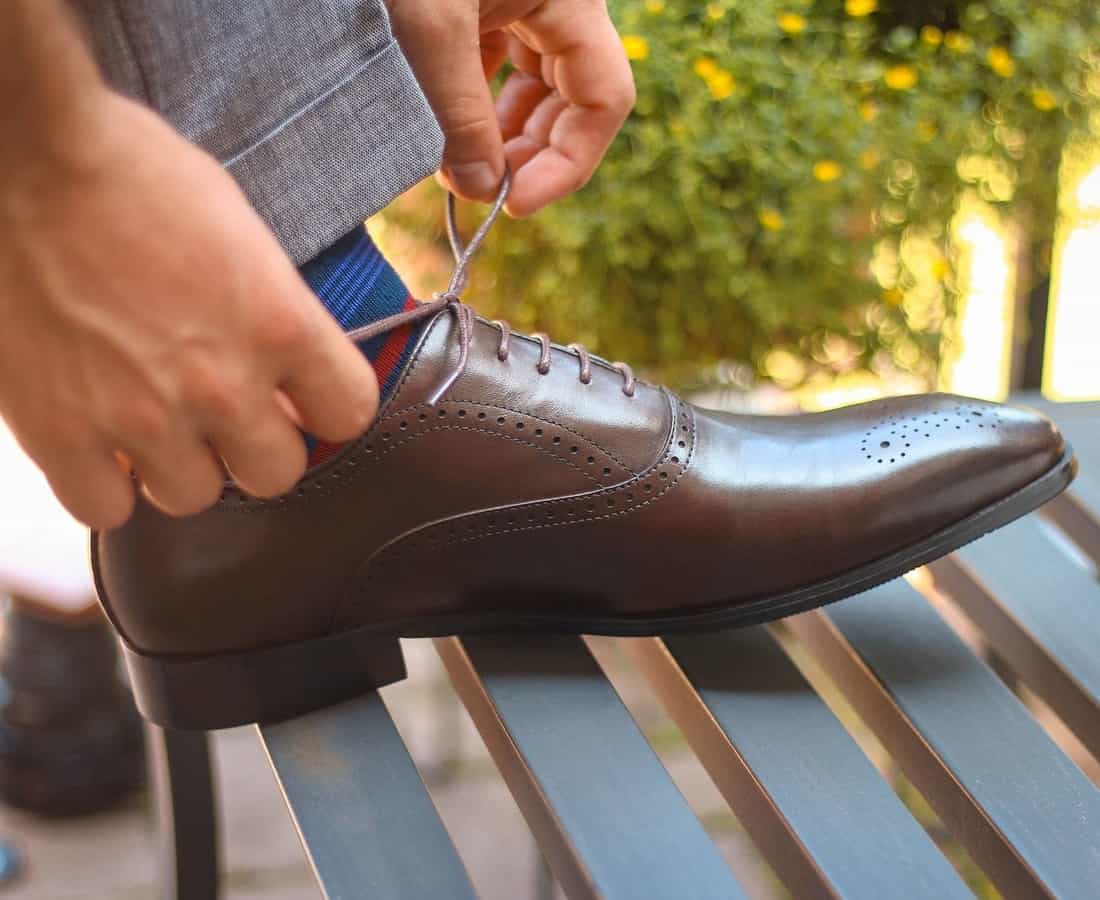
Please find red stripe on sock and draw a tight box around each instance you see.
[307,440,343,467]
[371,294,419,388]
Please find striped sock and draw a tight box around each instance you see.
[298,225,424,466]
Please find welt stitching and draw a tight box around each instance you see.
[366,401,695,568]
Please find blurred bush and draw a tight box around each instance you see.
[387,0,1099,390]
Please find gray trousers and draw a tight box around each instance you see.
[68,0,443,264]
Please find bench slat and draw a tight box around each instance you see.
[933,515,1100,757]
[435,634,745,900]
[629,631,969,900]
[788,582,1100,899]
[258,692,476,900]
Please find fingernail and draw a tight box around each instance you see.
[445,162,499,199]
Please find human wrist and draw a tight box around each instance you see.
[0,1,111,185]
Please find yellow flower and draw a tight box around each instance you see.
[858,148,881,170]
[1030,88,1058,111]
[859,100,879,122]
[777,12,807,34]
[882,288,904,306]
[644,0,665,13]
[813,160,843,182]
[707,70,736,100]
[758,208,786,231]
[931,259,949,280]
[884,64,918,90]
[920,25,943,46]
[706,3,725,20]
[845,0,877,17]
[918,119,938,141]
[621,34,649,61]
[693,57,718,78]
[987,46,1015,78]
[944,31,973,52]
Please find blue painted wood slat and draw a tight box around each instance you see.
[436,634,746,900]
[258,692,476,900]
[632,629,970,900]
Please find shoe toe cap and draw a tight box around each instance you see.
[942,394,1065,500]
[857,393,1067,539]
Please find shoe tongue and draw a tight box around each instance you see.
[385,312,672,476]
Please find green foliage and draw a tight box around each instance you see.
[398,1,1100,389]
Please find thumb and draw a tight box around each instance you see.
[388,5,505,201]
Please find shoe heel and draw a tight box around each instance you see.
[120,627,407,731]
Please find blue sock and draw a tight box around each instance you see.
[298,225,423,465]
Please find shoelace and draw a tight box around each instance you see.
[348,170,636,404]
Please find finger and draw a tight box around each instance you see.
[503,92,570,176]
[506,7,635,217]
[505,33,543,79]
[277,317,379,443]
[496,69,552,141]
[481,29,509,81]
[130,435,227,517]
[259,268,379,442]
[389,4,505,201]
[31,435,135,530]
[209,401,308,498]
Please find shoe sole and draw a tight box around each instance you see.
[123,446,1077,730]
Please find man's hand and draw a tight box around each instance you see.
[387,0,636,218]
[0,3,378,529]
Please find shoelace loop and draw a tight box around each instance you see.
[348,170,636,402]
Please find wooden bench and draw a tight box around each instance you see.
[151,396,1100,899]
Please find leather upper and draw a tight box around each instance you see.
[93,309,1066,657]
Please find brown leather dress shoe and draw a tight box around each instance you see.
[93,182,1075,730]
